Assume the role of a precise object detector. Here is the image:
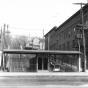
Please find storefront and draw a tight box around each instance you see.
[1,49,82,72]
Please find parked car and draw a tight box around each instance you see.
[53,65,62,72]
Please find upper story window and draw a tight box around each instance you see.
[52,45,53,50]
[59,45,61,50]
[57,40,58,46]
[56,40,58,50]
[68,30,70,38]
[85,20,88,26]
[72,40,75,48]
[67,42,70,50]
[84,10,87,14]
[54,44,55,50]
[63,44,65,50]
[64,32,65,39]
[59,34,61,41]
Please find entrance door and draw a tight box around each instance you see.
[38,57,42,70]
[43,58,48,70]
[38,57,48,70]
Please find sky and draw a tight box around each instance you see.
[0,0,87,38]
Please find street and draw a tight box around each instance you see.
[0,74,88,88]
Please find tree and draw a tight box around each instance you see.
[11,35,28,49]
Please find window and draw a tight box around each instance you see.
[59,34,61,40]
[56,40,58,49]
[49,46,51,50]
[72,40,75,48]
[59,45,61,50]
[68,30,70,38]
[63,44,65,50]
[54,44,55,50]
[52,45,53,50]
[85,20,88,25]
[67,42,70,50]
[84,10,87,14]
[64,33,65,39]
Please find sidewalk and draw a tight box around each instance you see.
[0,72,88,77]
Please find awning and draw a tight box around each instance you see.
[3,49,82,55]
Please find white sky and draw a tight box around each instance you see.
[0,0,87,38]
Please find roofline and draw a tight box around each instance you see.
[3,49,82,55]
[55,5,88,30]
[44,4,88,36]
[44,26,57,37]
[55,10,80,31]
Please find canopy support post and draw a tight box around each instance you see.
[36,54,38,72]
[77,55,81,72]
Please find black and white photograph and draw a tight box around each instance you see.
[0,0,88,88]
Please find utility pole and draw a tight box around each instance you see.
[0,27,3,70]
[42,29,44,50]
[3,24,6,49]
[43,29,44,38]
[73,2,87,72]
[6,25,10,36]
[48,34,50,50]
[1,24,6,70]
[1,27,2,50]
[6,25,11,49]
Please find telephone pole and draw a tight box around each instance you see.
[42,29,44,50]
[1,24,6,50]
[43,29,44,39]
[48,34,50,50]
[1,24,6,70]
[73,2,87,72]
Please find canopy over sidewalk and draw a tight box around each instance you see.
[3,49,82,55]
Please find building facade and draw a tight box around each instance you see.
[45,5,88,71]
[26,37,45,50]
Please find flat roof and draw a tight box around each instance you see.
[3,49,82,55]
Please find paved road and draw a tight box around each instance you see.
[0,75,88,88]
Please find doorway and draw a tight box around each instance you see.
[38,57,42,70]
[43,58,48,70]
[38,57,48,70]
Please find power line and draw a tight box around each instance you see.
[58,1,87,4]
[9,27,49,31]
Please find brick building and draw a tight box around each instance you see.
[45,5,88,51]
[45,4,88,71]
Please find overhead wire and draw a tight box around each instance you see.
[9,27,49,31]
